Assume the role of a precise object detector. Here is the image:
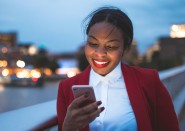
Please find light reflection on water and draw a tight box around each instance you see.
[0,85,5,92]
[0,81,60,113]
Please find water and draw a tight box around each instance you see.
[0,81,60,113]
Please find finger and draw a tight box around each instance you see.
[85,107,105,123]
[80,101,102,115]
[70,93,89,109]
[73,107,105,129]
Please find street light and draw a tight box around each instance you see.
[16,60,25,68]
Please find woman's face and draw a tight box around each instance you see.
[85,22,124,76]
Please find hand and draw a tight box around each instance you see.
[62,94,104,131]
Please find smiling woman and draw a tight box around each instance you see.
[85,22,124,76]
[57,6,180,131]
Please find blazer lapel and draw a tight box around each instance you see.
[122,64,152,131]
[78,66,91,131]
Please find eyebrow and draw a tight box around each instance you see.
[88,35,121,43]
[88,35,98,41]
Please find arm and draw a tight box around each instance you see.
[154,70,180,131]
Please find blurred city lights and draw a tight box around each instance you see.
[2,47,8,53]
[16,70,29,78]
[16,60,25,68]
[170,24,185,38]
[28,45,37,55]
[44,68,52,76]
[32,78,38,82]
[0,60,8,67]
[56,67,79,75]
[30,70,41,78]
[67,71,76,78]
[0,85,5,92]
[2,69,9,76]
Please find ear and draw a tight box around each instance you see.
[121,51,125,57]
[122,49,129,57]
[122,49,125,56]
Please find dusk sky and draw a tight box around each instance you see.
[0,0,185,54]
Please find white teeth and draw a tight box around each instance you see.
[94,60,108,65]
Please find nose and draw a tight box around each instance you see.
[95,46,107,57]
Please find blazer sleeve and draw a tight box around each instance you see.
[57,81,67,131]
[154,70,180,131]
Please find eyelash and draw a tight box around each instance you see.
[106,46,119,50]
[87,42,119,51]
[88,42,98,47]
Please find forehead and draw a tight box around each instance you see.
[88,22,123,40]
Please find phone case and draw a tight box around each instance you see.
[72,85,96,102]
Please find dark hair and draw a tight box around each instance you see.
[83,6,133,50]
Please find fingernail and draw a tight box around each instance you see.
[101,107,105,111]
[97,101,102,106]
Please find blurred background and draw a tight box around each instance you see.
[0,0,185,130]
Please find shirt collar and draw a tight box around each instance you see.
[90,62,122,86]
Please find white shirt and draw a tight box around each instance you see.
[89,63,138,131]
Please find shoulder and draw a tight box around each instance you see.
[123,64,165,102]
[59,72,84,90]
[122,64,161,96]
[57,72,86,104]
[58,66,91,91]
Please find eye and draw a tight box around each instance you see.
[88,42,98,47]
[106,46,119,50]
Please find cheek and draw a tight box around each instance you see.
[84,46,92,59]
[85,45,93,56]
[110,50,123,60]
[84,45,89,55]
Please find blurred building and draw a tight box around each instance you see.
[157,37,185,61]
[145,41,160,62]
[0,32,39,68]
[145,24,185,70]
[0,32,16,61]
[0,32,17,47]
[158,24,185,62]
[122,40,139,65]
[18,43,38,56]
[146,24,185,61]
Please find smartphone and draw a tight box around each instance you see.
[72,85,96,106]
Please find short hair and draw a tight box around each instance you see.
[83,6,133,50]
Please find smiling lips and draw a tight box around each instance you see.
[93,59,109,68]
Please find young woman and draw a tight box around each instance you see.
[57,7,180,131]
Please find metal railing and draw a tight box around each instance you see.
[0,100,58,131]
[0,64,185,131]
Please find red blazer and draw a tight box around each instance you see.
[57,64,180,131]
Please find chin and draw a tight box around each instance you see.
[93,68,109,76]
